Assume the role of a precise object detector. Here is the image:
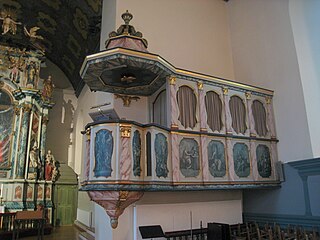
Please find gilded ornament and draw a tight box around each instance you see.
[222,87,229,95]
[197,81,203,90]
[120,125,131,138]
[22,104,32,112]
[115,94,140,107]
[86,128,91,141]
[245,92,251,99]
[169,76,176,85]
[265,96,272,104]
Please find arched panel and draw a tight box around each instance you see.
[229,96,247,134]
[176,86,197,129]
[205,91,222,132]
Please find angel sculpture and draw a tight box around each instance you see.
[0,10,21,35]
[24,26,44,40]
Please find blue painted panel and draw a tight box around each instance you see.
[233,143,250,177]
[94,129,113,178]
[179,138,200,177]
[208,140,226,177]
[309,175,320,216]
[132,130,141,177]
[155,133,169,178]
[256,144,271,178]
[243,163,306,216]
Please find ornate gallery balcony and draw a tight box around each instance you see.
[81,120,280,192]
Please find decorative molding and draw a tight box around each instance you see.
[222,87,229,95]
[115,94,140,107]
[265,96,272,104]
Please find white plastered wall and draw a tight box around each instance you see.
[227,0,313,162]
[289,0,320,158]
[112,0,235,80]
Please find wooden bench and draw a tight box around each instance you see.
[12,210,45,240]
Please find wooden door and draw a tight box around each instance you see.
[55,185,78,226]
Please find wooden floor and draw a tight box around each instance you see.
[22,226,80,240]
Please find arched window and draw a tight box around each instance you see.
[229,96,247,134]
[153,90,167,126]
[252,100,267,136]
[205,91,222,132]
[0,89,14,168]
[176,86,197,129]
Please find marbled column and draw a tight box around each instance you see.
[171,133,180,182]
[226,138,235,181]
[16,104,31,179]
[10,106,21,178]
[169,76,179,129]
[200,136,209,181]
[198,81,207,132]
[119,125,131,180]
[246,92,256,137]
[223,88,232,134]
[266,97,276,139]
[250,140,258,181]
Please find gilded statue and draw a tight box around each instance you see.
[0,10,21,35]
[42,76,55,100]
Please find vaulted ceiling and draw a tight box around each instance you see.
[0,0,102,95]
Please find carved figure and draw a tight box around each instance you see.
[8,55,25,83]
[0,11,21,35]
[45,150,54,181]
[29,144,42,180]
[24,26,44,40]
[26,61,39,88]
[42,76,55,100]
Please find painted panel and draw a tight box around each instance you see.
[179,138,200,177]
[256,144,271,178]
[0,89,14,168]
[208,140,226,177]
[155,133,169,178]
[233,143,250,178]
[132,130,141,177]
[94,129,113,178]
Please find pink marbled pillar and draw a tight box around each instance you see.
[169,78,179,128]
[226,138,235,181]
[266,99,277,139]
[120,136,131,180]
[85,134,90,181]
[250,141,258,181]
[223,89,233,134]
[198,85,207,131]
[171,134,180,182]
[246,95,256,137]
[200,136,209,181]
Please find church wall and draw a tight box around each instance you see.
[289,0,320,158]
[112,0,235,80]
[227,0,313,163]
